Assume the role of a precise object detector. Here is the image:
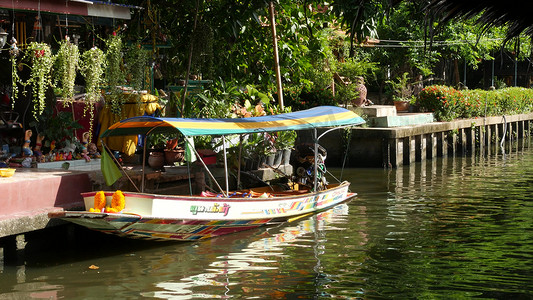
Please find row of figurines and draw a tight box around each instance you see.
[20,130,101,163]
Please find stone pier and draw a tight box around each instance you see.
[314,112,533,168]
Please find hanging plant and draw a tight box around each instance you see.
[9,53,21,109]
[24,42,55,118]
[80,46,106,142]
[105,33,126,115]
[54,37,80,105]
[125,43,149,92]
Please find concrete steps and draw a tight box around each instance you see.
[370,112,435,127]
[358,105,435,128]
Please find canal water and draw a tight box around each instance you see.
[1,141,532,299]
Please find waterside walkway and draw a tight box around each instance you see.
[0,169,92,262]
[319,111,533,168]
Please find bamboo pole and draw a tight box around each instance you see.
[269,1,284,110]
[181,0,201,116]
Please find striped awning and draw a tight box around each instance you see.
[100,106,365,137]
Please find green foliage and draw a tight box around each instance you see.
[287,86,337,110]
[23,42,56,118]
[29,107,83,149]
[387,72,412,101]
[190,80,273,119]
[54,39,80,103]
[147,133,169,149]
[336,83,360,106]
[125,43,149,91]
[335,57,378,104]
[80,46,106,142]
[337,57,377,81]
[80,47,106,105]
[275,130,297,150]
[105,34,126,115]
[193,79,238,118]
[418,85,533,121]
[331,0,382,57]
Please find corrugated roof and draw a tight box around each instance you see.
[0,0,141,20]
[87,1,143,10]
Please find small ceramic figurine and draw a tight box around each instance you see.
[9,37,20,57]
[22,130,33,156]
[81,132,91,161]
[33,133,45,157]
[87,142,100,158]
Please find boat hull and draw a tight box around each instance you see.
[49,182,355,241]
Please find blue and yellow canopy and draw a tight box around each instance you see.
[100,106,365,138]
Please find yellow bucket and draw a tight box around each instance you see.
[0,168,16,177]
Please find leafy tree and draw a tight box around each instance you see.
[331,0,384,57]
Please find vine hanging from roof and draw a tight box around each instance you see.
[104,33,126,115]
[80,46,106,142]
[23,42,55,118]
[54,37,80,105]
[9,43,21,108]
[125,42,149,93]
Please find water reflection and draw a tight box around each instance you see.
[1,139,532,299]
[347,138,533,299]
[146,204,352,299]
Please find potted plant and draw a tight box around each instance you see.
[146,133,167,169]
[54,38,80,104]
[29,108,83,158]
[104,34,126,115]
[164,137,184,165]
[275,130,297,166]
[80,46,106,140]
[241,133,273,170]
[20,42,55,118]
[393,97,411,112]
[387,72,413,112]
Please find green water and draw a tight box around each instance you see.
[1,142,532,299]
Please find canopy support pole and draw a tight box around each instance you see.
[313,128,318,192]
[102,141,140,193]
[222,135,229,196]
[183,137,227,197]
[141,135,147,193]
[237,135,243,190]
[187,159,192,196]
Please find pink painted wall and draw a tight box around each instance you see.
[0,171,91,219]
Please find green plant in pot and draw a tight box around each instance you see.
[275,130,297,166]
[164,136,184,165]
[147,133,168,150]
[29,108,83,153]
[54,38,80,104]
[146,133,168,169]
[387,72,413,112]
[242,133,273,169]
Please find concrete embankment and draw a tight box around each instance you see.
[0,169,92,263]
[309,112,533,168]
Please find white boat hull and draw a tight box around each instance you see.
[50,182,355,241]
